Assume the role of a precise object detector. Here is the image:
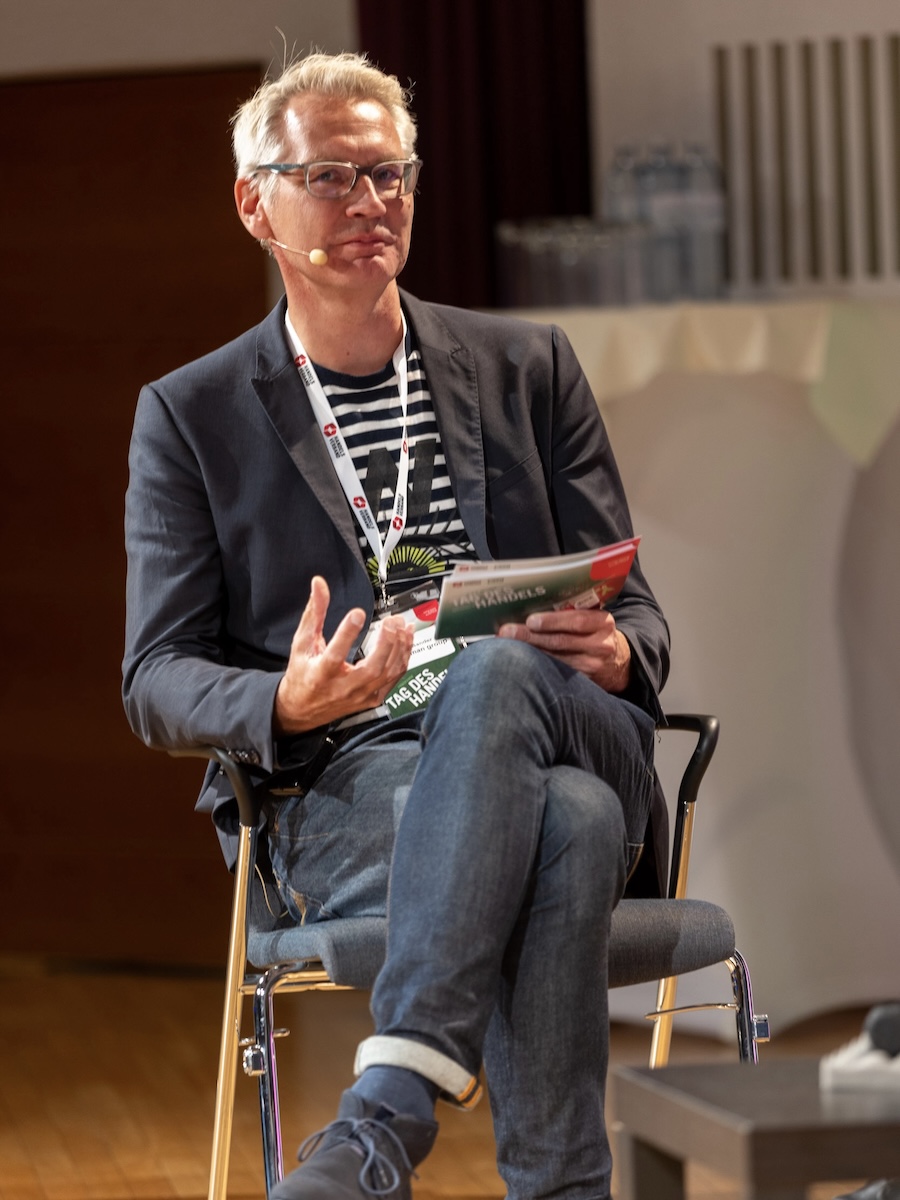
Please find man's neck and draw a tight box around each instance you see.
[286,283,404,376]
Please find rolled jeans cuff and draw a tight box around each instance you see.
[354,1034,483,1110]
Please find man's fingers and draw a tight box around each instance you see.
[358,617,414,676]
[293,576,331,647]
[284,590,415,726]
[293,576,369,664]
[321,605,367,664]
[525,607,613,635]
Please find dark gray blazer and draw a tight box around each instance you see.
[123,291,671,880]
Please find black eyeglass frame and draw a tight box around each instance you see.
[250,158,422,199]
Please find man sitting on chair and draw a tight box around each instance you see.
[122,51,670,1200]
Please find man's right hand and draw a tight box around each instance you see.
[273,576,413,735]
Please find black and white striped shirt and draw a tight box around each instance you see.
[312,337,476,596]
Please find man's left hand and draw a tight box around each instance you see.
[497,607,631,693]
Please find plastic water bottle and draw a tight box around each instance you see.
[636,144,683,303]
[603,144,640,225]
[680,143,726,300]
[602,144,644,304]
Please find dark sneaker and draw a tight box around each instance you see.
[269,1089,439,1199]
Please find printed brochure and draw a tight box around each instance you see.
[433,537,640,639]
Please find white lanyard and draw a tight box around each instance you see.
[286,313,410,599]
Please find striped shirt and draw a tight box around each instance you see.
[309,333,476,597]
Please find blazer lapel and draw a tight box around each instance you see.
[250,302,364,566]
[248,294,493,571]
[402,292,491,561]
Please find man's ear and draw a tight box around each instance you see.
[234,177,274,241]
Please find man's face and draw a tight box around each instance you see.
[257,93,414,292]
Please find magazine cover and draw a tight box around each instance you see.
[433,537,640,639]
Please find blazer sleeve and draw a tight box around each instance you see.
[547,324,670,719]
[122,382,282,772]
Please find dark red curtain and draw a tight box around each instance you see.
[356,0,593,308]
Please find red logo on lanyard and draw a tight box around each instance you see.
[295,354,307,367]
[392,516,404,530]
[324,423,337,436]
[353,496,367,509]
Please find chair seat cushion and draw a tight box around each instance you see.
[249,899,736,993]
[248,917,387,989]
[609,898,735,988]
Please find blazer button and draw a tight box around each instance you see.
[229,748,260,766]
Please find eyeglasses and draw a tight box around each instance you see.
[251,158,422,199]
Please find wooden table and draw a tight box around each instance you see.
[612,1059,900,1200]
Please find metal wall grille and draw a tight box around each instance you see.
[715,33,900,296]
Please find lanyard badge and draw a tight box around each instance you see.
[288,313,410,608]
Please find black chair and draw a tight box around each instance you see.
[174,712,768,1199]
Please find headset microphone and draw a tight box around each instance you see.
[269,239,328,265]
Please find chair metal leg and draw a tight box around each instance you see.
[649,975,678,1068]
[727,948,769,1063]
[252,964,296,1194]
[245,963,347,1195]
[648,951,769,1068]
[208,823,257,1200]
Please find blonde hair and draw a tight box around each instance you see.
[232,50,417,194]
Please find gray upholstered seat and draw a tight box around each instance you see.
[248,894,736,993]
[248,917,386,990]
[608,897,736,988]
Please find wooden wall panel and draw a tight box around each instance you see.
[0,67,269,964]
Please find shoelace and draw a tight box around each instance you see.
[298,1115,416,1197]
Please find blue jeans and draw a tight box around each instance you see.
[268,638,656,1200]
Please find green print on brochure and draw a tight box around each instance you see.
[433,537,640,640]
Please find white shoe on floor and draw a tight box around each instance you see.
[835,1182,900,1200]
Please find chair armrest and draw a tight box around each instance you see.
[168,745,261,829]
[660,714,719,809]
[658,714,719,900]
